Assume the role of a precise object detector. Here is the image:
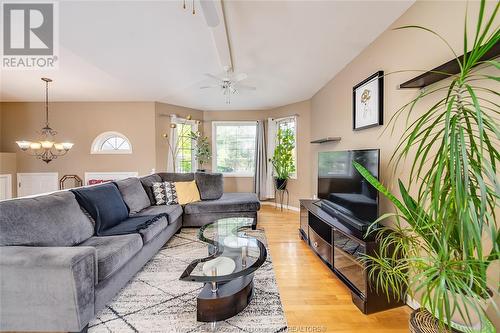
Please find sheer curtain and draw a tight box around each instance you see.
[254,120,268,200]
[166,115,177,172]
[265,118,276,199]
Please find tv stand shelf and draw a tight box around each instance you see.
[299,199,404,314]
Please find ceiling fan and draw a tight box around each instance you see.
[200,69,256,104]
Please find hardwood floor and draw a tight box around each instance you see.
[258,205,411,333]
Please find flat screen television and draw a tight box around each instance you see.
[317,149,379,226]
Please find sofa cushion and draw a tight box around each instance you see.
[175,181,201,205]
[152,181,178,205]
[183,192,260,215]
[0,191,94,246]
[135,205,183,224]
[158,172,194,182]
[195,172,223,200]
[114,178,151,215]
[71,183,129,236]
[138,216,169,243]
[139,174,162,205]
[79,234,143,282]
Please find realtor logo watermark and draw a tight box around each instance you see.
[2,1,59,69]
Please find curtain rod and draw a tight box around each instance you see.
[271,114,299,121]
[159,113,203,122]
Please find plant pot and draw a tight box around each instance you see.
[275,178,287,190]
[425,290,494,332]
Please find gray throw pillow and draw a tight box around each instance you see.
[195,172,223,200]
[139,174,162,205]
[115,177,151,215]
[152,182,178,205]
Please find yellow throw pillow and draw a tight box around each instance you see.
[174,180,201,205]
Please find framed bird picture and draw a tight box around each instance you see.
[352,71,384,130]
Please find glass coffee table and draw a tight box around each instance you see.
[180,217,267,322]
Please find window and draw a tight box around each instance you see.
[91,132,132,154]
[212,121,257,177]
[274,116,297,178]
[175,122,194,173]
[168,116,198,173]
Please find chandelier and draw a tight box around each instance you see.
[16,78,74,163]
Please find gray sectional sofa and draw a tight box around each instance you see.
[0,172,260,332]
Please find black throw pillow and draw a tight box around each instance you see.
[71,183,129,235]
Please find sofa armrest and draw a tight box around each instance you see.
[0,246,97,332]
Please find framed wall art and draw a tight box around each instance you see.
[352,71,384,130]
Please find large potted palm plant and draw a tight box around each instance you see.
[354,2,499,332]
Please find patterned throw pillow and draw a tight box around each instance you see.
[152,182,178,205]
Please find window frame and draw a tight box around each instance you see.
[90,131,133,155]
[274,116,297,179]
[171,117,198,173]
[211,120,258,178]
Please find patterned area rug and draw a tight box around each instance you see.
[89,228,288,333]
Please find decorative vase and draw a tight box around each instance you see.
[275,178,287,190]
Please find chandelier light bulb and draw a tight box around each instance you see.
[54,143,64,151]
[41,141,54,149]
[30,142,42,150]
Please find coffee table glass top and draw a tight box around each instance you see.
[180,217,267,283]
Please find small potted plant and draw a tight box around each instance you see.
[189,131,211,172]
[270,128,295,190]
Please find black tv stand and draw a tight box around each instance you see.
[299,199,404,314]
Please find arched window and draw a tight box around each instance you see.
[91,132,132,154]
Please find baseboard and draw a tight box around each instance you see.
[406,295,420,310]
[260,201,300,212]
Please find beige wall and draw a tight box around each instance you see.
[0,102,157,184]
[202,100,312,207]
[0,100,310,205]
[154,102,204,172]
[310,0,498,214]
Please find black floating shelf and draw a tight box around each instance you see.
[399,42,500,89]
[310,137,341,144]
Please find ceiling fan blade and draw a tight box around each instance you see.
[200,0,220,27]
[234,73,248,82]
[200,85,219,89]
[205,73,223,81]
[236,84,256,91]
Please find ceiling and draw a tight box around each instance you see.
[0,0,414,111]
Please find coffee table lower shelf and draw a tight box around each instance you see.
[197,274,254,322]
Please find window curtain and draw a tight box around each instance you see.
[254,120,268,200]
[265,118,277,199]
